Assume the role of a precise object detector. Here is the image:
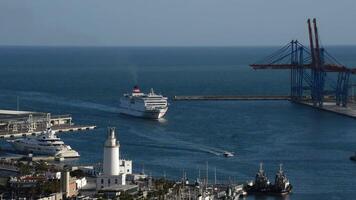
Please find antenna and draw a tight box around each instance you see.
[182,168,185,182]
[259,162,264,173]
[279,163,283,172]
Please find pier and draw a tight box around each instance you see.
[174,95,356,119]
[0,109,96,139]
[173,95,290,101]
[295,100,356,119]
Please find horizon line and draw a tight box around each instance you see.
[1,44,356,48]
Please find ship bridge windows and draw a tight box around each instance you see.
[145,104,167,107]
[145,101,167,104]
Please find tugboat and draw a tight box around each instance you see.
[271,164,292,195]
[245,163,292,195]
[245,163,271,193]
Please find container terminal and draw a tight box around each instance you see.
[174,19,356,120]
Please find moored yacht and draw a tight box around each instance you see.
[7,127,79,158]
[119,85,168,119]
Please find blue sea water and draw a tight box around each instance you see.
[1,46,356,199]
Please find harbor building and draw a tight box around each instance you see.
[96,127,132,190]
[0,109,95,139]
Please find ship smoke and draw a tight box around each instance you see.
[128,64,138,85]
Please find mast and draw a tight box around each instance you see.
[206,161,209,187]
[214,167,217,185]
[259,162,264,173]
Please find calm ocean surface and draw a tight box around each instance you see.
[1,46,356,199]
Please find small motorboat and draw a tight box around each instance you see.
[223,151,234,157]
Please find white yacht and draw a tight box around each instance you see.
[8,127,80,158]
[119,86,168,119]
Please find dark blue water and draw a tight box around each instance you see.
[1,46,356,200]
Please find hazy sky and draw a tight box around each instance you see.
[1,0,355,46]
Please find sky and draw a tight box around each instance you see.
[0,0,356,46]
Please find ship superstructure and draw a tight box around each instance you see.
[272,164,292,194]
[245,163,292,195]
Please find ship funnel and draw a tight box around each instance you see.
[133,85,141,93]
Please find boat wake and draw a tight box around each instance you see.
[1,91,119,113]
[128,128,225,156]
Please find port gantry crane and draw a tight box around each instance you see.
[250,18,356,107]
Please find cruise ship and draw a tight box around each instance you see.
[8,127,80,158]
[119,86,168,119]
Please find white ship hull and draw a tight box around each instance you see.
[119,107,168,119]
[9,140,80,158]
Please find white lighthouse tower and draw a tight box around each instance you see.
[103,127,120,176]
[96,127,133,190]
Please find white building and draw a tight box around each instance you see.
[75,177,87,189]
[120,159,132,174]
[96,127,132,190]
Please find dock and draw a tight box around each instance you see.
[296,101,356,119]
[173,95,356,119]
[0,109,96,139]
[0,124,96,139]
[173,95,290,101]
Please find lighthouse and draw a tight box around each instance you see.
[96,127,133,190]
[103,127,120,176]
